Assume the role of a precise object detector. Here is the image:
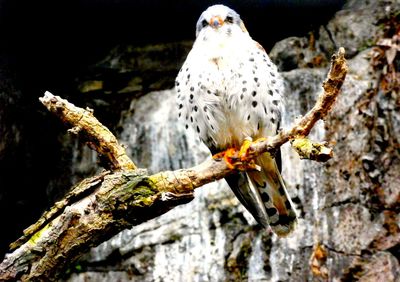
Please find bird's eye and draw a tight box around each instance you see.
[226,16,234,23]
[202,19,208,27]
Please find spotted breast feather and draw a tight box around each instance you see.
[175,4,297,236]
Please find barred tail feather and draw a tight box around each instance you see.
[247,154,297,236]
[225,173,270,227]
[224,148,297,237]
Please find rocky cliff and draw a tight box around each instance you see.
[62,0,399,281]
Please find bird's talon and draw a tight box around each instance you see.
[212,148,239,169]
[252,163,262,171]
[212,138,269,170]
[212,151,226,160]
[239,138,253,161]
[241,159,261,171]
[224,148,239,169]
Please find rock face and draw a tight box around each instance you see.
[63,0,399,281]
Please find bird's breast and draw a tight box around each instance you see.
[178,33,281,150]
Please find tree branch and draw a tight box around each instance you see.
[39,92,137,171]
[0,48,347,281]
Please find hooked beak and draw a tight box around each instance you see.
[209,16,224,28]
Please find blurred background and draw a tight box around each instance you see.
[1,0,399,281]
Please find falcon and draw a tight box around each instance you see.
[175,4,297,236]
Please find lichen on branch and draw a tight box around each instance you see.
[291,138,333,162]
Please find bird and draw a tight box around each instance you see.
[175,4,297,236]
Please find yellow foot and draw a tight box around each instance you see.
[239,137,253,161]
[212,151,226,160]
[237,137,267,171]
[238,137,267,161]
[212,148,238,170]
[224,148,238,170]
[212,138,266,171]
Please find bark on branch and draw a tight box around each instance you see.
[37,93,137,171]
[0,48,347,281]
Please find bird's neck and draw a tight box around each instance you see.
[194,29,250,59]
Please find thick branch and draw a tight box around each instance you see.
[0,48,347,281]
[0,170,195,282]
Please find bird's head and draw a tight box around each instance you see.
[195,5,247,38]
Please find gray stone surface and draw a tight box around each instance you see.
[66,0,399,281]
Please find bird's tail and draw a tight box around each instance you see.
[225,153,297,236]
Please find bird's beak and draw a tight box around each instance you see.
[209,16,224,28]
